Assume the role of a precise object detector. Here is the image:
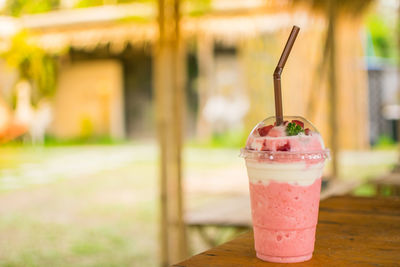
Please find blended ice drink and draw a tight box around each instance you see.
[240,24,329,263]
[241,116,329,263]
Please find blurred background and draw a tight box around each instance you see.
[0,0,400,266]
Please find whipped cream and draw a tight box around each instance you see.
[246,160,324,186]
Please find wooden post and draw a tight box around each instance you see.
[196,33,214,140]
[396,3,400,168]
[306,30,330,120]
[327,1,339,179]
[154,0,187,266]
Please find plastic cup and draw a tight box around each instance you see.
[240,116,329,263]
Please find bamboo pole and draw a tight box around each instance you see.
[396,1,400,168]
[327,1,339,179]
[154,0,187,266]
[392,0,400,172]
[306,30,330,120]
[196,33,214,140]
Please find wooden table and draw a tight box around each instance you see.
[174,196,400,266]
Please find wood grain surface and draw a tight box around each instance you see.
[174,196,400,266]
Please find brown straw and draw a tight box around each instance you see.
[273,25,300,125]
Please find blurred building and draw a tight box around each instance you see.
[367,62,399,144]
[0,1,370,149]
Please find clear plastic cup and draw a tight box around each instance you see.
[240,116,329,263]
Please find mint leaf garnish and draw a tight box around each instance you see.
[286,122,304,136]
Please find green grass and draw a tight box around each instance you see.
[372,135,397,150]
[0,145,158,266]
[187,130,247,149]
[2,135,128,147]
[352,183,377,196]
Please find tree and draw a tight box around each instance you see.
[3,0,59,16]
[1,31,57,106]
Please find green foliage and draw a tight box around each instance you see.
[352,183,376,197]
[186,0,211,17]
[117,0,152,3]
[74,0,104,8]
[74,0,153,8]
[1,31,57,104]
[372,135,397,150]
[42,135,125,146]
[210,131,246,148]
[80,117,95,138]
[117,15,152,24]
[367,14,397,60]
[4,0,59,16]
[188,130,247,148]
[286,122,304,136]
[353,182,399,197]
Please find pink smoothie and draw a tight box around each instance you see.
[241,116,329,263]
[249,178,322,263]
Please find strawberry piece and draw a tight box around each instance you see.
[304,128,311,135]
[291,120,304,128]
[261,140,271,151]
[277,142,290,151]
[257,125,273,136]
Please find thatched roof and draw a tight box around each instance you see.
[30,23,157,53]
[0,1,328,53]
[184,12,325,45]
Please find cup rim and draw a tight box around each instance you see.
[240,148,330,161]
